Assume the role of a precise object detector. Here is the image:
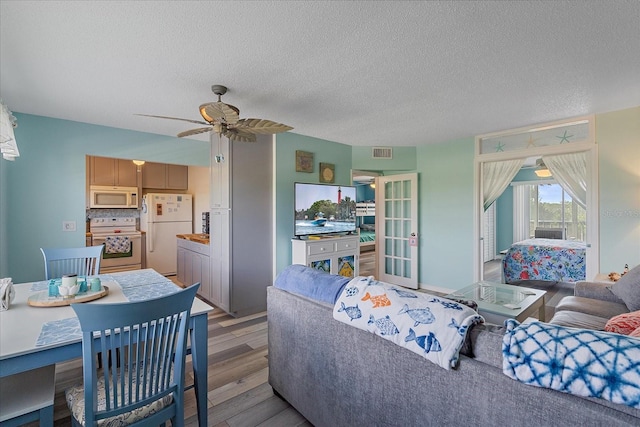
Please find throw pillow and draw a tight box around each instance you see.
[608,263,640,311]
[631,327,640,338]
[604,310,640,335]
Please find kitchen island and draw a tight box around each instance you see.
[176,235,211,301]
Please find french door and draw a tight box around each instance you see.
[376,173,418,289]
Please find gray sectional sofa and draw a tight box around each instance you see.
[267,265,640,426]
[550,264,639,330]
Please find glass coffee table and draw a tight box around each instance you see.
[445,281,546,325]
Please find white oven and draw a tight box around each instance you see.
[89,217,142,273]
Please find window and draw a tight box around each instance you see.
[527,183,586,241]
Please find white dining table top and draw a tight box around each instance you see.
[0,269,213,361]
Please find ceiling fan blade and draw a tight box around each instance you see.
[200,102,240,125]
[135,113,209,126]
[223,128,257,142]
[233,118,293,134]
[177,127,213,138]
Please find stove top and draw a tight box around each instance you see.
[89,217,139,235]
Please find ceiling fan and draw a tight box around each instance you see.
[136,85,293,142]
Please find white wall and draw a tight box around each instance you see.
[597,107,640,271]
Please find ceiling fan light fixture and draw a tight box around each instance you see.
[199,105,216,123]
[137,84,292,141]
[132,160,145,166]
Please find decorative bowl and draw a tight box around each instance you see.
[58,284,80,298]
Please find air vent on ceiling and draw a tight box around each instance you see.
[372,147,392,159]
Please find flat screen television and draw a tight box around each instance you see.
[294,182,357,237]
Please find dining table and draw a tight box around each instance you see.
[0,268,213,426]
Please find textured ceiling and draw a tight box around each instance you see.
[1,1,639,147]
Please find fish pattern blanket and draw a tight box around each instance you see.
[503,319,640,409]
[332,276,484,370]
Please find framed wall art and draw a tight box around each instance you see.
[296,150,314,173]
[319,162,335,183]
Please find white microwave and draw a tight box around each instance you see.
[89,186,139,208]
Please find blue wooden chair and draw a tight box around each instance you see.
[40,246,103,279]
[66,284,199,427]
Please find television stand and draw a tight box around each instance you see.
[291,234,360,278]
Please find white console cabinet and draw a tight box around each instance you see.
[292,235,359,278]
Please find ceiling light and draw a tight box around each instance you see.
[132,160,145,166]
[534,158,552,177]
[534,168,552,178]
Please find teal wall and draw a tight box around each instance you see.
[0,114,209,282]
[416,138,476,289]
[274,133,353,275]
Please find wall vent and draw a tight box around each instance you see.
[372,147,393,159]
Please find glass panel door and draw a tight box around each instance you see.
[376,173,418,289]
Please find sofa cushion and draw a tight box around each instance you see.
[605,310,640,335]
[274,264,350,304]
[631,327,640,338]
[609,264,640,311]
[554,296,628,318]
[549,310,609,330]
[466,323,505,368]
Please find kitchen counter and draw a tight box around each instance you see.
[177,234,210,245]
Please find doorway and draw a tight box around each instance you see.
[473,116,599,283]
[352,170,380,277]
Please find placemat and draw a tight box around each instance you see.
[122,281,180,301]
[113,269,172,288]
[36,317,81,347]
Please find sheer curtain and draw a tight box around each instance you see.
[512,184,531,242]
[483,159,525,211]
[543,152,587,209]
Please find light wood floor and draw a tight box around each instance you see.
[40,253,377,426]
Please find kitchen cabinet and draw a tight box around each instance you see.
[142,162,188,190]
[177,237,211,300]
[89,156,138,187]
[210,135,272,317]
[292,235,359,278]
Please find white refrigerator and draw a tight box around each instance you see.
[140,193,193,275]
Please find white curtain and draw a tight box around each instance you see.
[0,102,19,161]
[543,152,587,209]
[512,184,531,242]
[483,159,525,211]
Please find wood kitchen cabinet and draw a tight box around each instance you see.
[89,156,138,187]
[142,162,188,190]
[177,238,211,300]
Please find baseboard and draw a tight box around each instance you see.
[418,283,455,295]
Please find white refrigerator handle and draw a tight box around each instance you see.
[148,223,154,252]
